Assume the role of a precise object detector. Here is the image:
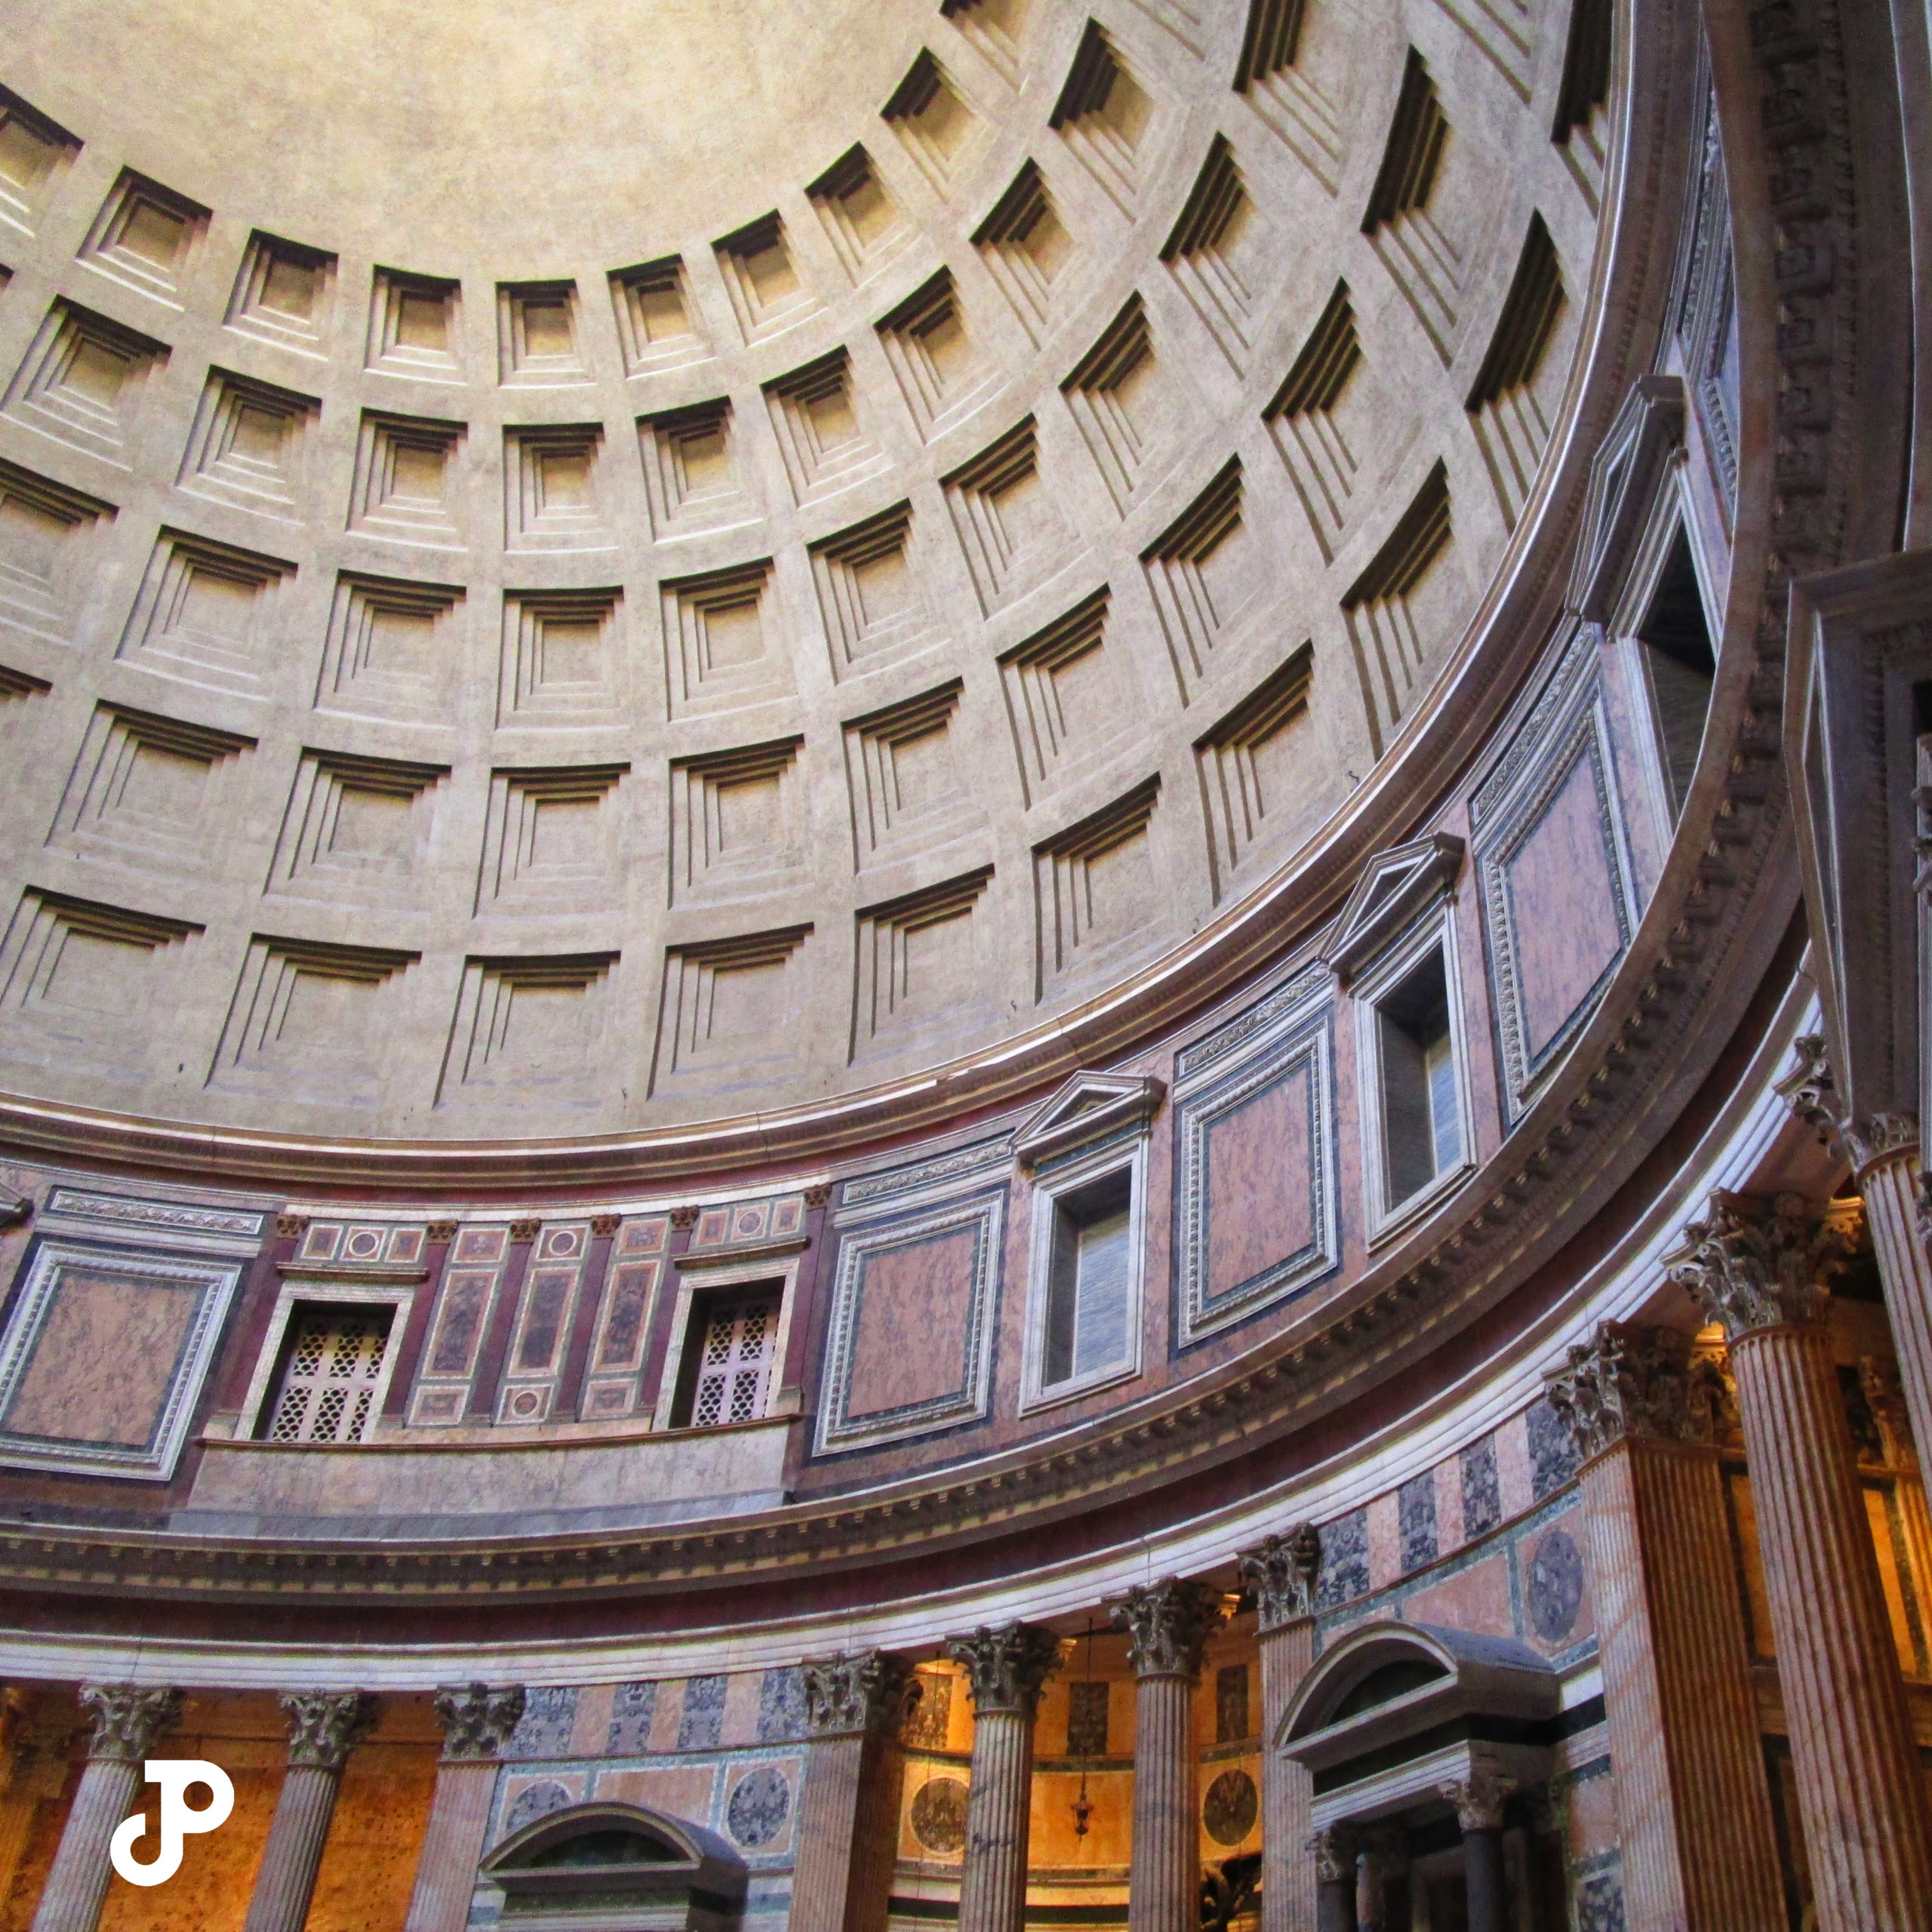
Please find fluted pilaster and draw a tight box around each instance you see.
[792,1653,912,1932]
[402,1684,525,1932]
[1546,1323,1784,1931]
[1114,1579,1226,1932]
[1237,1528,1320,1932]
[30,1684,182,1932]
[1673,1195,1932,1932]
[242,1692,377,1932]
[947,1624,1061,1932]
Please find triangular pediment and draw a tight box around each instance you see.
[1567,374,1684,620]
[1013,1069,1165,1170]
[1323,832,1463,986]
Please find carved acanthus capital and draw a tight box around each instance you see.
[1544,1323,1710,1462]
[1844,1109,1921,1175]
[1666,1192,1850,1339]
[281,1690,378,1771]
[1776,1034,1844,1142]
[1112,1577,1227,1680]
[800,1651,914,1737]
[432,1683,526,1762]
[78,1684,183,1764]
[1308,1826,1356,1884]
[946,1623,1063,1717]
[1236,1526,1321,1632]
[1441,1766,1517,1832]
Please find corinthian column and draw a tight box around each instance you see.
[1544,1322,1783,1932]
[1780,1039,1932,1469]
[946,1623,1062,1932]
[1112,1579,1226,1932]
[242,1692,377,1932]
[30,1684,182,1932]
[1438,1774,1512,1932]
[1671,1192,1932,1932]
[401,1684,525,1932]
[1235,1527,1320,1932]
[1309,1827,1355,1932]
[791,1652,912,1932]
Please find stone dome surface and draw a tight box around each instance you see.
[0,0,1595,1155]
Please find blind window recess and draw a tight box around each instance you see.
[1377,946,1460,1209]
[1041,1166,1135,1390]
[669,1288,780,1429]
[263,1303,395,1444]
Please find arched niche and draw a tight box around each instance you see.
[480,1801,748,1932]
[1277,1622,1562,1927]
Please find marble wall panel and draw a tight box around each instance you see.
[0,1238,242,1478]
[815,1188,1004,1454]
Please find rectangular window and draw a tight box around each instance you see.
[1378,946,1462,1208]
[1041,1168,1134,1389]
[668,1286,780,1429]
[262,1303,395,1444]
[1635,525,1715,820]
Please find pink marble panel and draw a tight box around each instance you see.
[5,1268,198,1446]
[1204,1064,1313,1303]
[843,1225,979,1418]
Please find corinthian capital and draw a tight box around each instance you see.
[800,1651,913,1737]
[1235,1525,1321,1632]
[1666,1191,1850,1339]
[281,1690,378,1771]
[1309,1826,1356,1884]
[1844,1109,1920,1174]
[78,1684,183,1764]
[432,1683,526,1762]
[1544,1323,1711,1462]
[1776,1034,1844,1140]
[945,1623,1063,1716]
[1440,1766,1516,1832]
[1112,1577,1227,1679]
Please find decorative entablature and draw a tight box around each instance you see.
[1011,1069,1166,1173]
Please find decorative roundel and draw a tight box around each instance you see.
[1202,1768,1259,1846]
[726,1764,792,1848]
[504,1780,573,1837]
[909,1776,970,1854]
[1527,1527,1586,1643]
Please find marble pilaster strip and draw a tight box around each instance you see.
[792,1730,868,1932]
[1727,1321,1932,1932]
[399,1761,497,1932]
[1577,1436,1785,1931]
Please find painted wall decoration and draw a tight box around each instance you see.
[909,1777,969,1855]
[1173,983,1338,1347]
[0,1237,245,1478]
[814,1188,1004,1454]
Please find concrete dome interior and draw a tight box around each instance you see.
[0,0,1930,1928]
[0,0,1591,1142]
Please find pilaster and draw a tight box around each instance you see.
[401,1684,525,1932]
[792,1652,913,1932]
[1236,1527,1320,1932]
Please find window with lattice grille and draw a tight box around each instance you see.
[263,1305,394,1444]
[670,1289,779,1429]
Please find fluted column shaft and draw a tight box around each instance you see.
[1579,1438,1784,1930]
[1257,1620,1315,1932]
[1115,1578,1224,1932]
[947,1624,1060,1932]
[30,1685,181,1932]
[1728,1319,1932,1931]
[243,1693,377,1932]
[1128,1674,1193,1932]
[402,1684,525,1932]
[957,1706,1036,1932]
[1858,1142,1932,1462]
[792,1654,910,1932]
